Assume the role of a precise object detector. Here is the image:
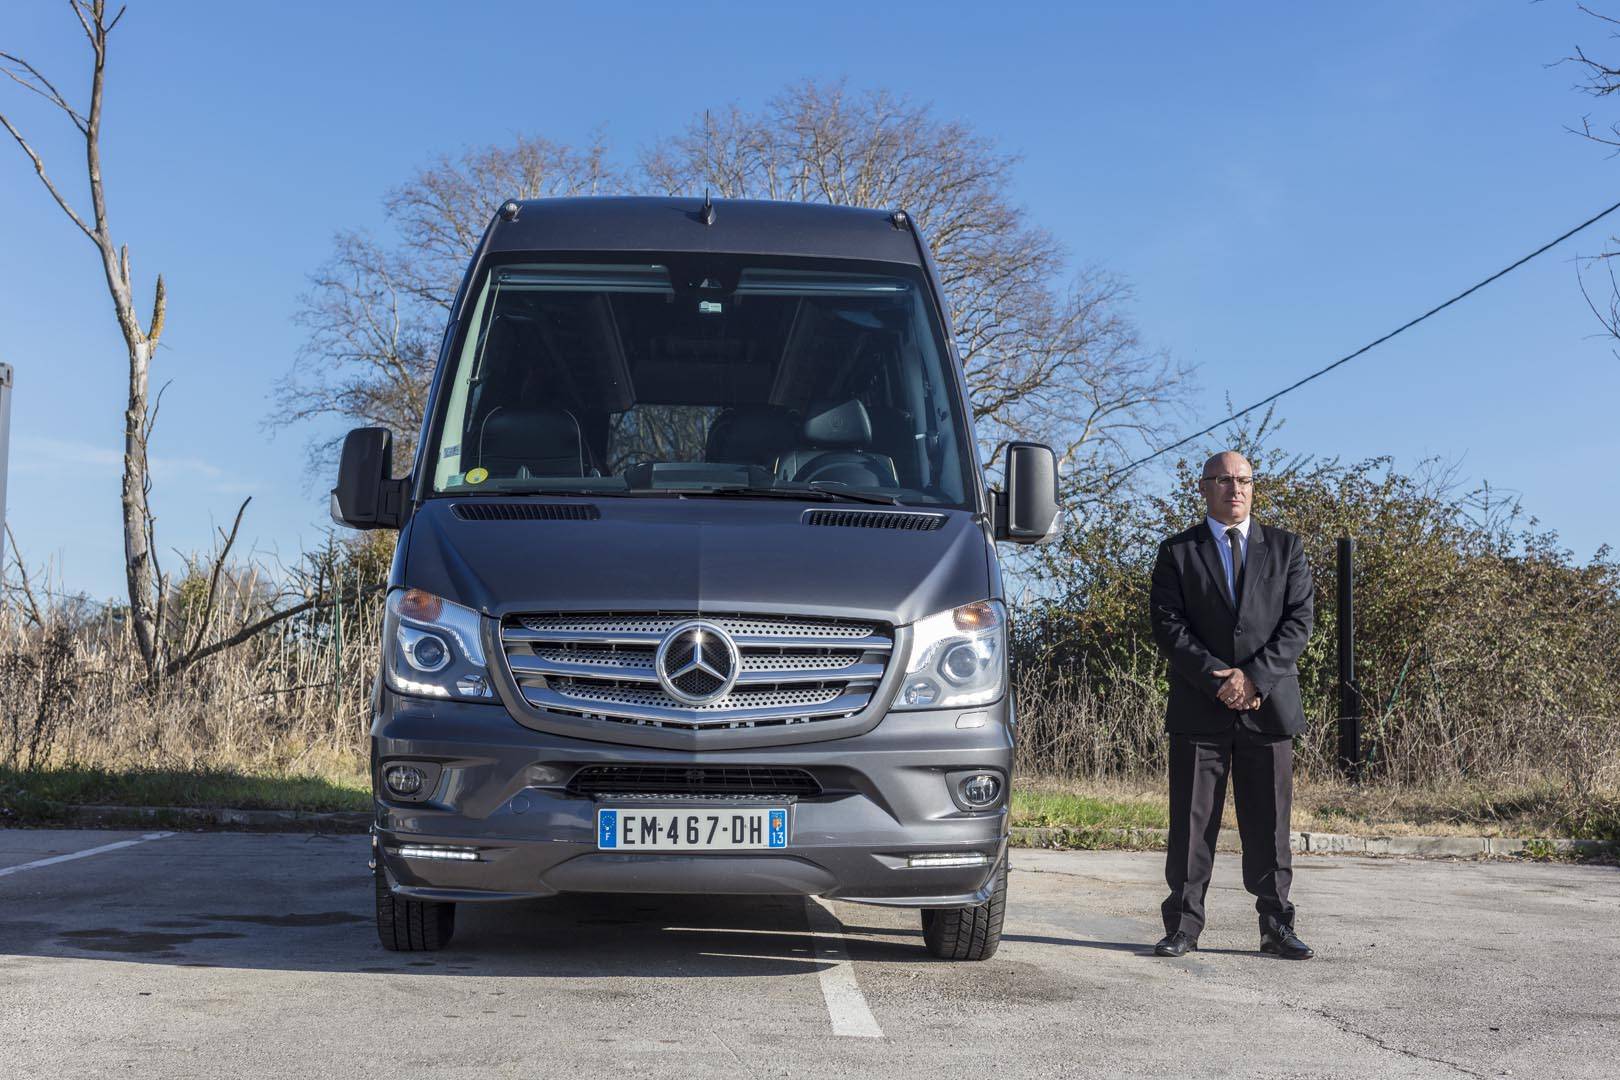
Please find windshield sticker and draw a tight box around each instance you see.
[441,444,460,460]
[465,467,489,485]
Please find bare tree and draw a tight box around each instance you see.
[277,135,621,469]
[643,81,1189,474]
[272,233,441,471]
[1,3,303,682]
[1,2,170,672]
[1565,6,1620,345]
[281,84,1187,482]
[386,133,621,309]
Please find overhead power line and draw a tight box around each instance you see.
[1109,195,1620,482]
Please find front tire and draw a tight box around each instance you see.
[375,863,456,951]
[921,855,1006,961]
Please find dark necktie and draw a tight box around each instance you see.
[1226,527,1245,607]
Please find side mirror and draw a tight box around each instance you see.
[993,441,1062,544]
[331,427,409,530]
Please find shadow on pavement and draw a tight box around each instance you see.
[1,884,974,978]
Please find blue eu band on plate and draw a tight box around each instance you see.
[597,808,789,851]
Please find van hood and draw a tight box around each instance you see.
[398,497,993,626]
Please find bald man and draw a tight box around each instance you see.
[1148,451,1316,960]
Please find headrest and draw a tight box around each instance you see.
[479,406,584,476]
[705,405,797,466]
[800,400,872,448]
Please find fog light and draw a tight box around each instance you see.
[907,852,990,869]
[384,765,426,797]
[397,844,479,862]
[959,772,1002,808]
[901,678,939,706]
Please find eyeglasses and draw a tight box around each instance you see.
[1201,474,1254,488]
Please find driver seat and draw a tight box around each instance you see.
[774,400,898,488]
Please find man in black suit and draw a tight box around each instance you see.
[1149,450,1315,960]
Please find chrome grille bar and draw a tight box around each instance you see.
[518,685,872,728]
[501,625,892,651]
[507,651,882,686]
[499,611,892,731]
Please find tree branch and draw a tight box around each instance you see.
[162,584,384,678]
[178,496,251,667]
[0,113,97,243]
[0,50,88,131]
[3,524,47,629]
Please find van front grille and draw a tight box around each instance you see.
[566,765,821,798]
[499,611,892,731]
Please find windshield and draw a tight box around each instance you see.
[428,258,975,508]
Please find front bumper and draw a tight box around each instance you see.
[371,691,1012,909]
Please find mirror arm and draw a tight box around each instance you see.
[379,476,410,529]
[989,487,1010,541]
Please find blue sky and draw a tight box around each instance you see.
[1,1,1616,599]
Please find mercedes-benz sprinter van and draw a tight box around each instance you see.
[332,196,1061,961]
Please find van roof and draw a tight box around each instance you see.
[485,196,923,264]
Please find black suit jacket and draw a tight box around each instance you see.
[1149,521,1314,736]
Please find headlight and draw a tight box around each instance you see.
[384,588,494,701]
[894,599,1006,709]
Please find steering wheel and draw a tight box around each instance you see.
[794,452,889,487]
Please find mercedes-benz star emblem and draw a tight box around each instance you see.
[654,620,741,706]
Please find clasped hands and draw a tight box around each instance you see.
[1213,667,1261,711]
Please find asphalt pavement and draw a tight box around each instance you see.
[1,828,1616,1079]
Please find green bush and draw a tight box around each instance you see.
[1015,428,1620,793]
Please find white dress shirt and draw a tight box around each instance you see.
[1206,515,1251,606]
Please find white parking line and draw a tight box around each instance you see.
[804,896,883,1039]
[0,832,174,879]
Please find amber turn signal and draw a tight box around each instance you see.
[397,588,444,622]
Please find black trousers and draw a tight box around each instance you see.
[1161,725,1295,938]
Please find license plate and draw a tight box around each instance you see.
[597,808,788,851]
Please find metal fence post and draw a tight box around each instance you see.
[1336,537,1361,780]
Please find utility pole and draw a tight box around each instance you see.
[0,363,11,584]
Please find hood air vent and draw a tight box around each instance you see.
[452,502,600,522]
[802,509,946,532]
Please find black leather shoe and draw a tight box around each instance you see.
[1154,930,1197,956]
[1260,926,1314,960]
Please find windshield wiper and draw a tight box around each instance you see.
[653,483,903,506]
[460,487,638,498]
[803,482,902,505]
[472,483,904,505]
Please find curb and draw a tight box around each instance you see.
[1009,824,1612,858]
[40,803,372,832]
[13,805,1611,859]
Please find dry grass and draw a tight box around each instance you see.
[1011,664,1620,841]
[0,539,386,780]
[1,553,1615,843]
[1017,773,1620,841]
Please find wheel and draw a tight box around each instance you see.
[374,863,455,951]
[921,855,1007,961]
